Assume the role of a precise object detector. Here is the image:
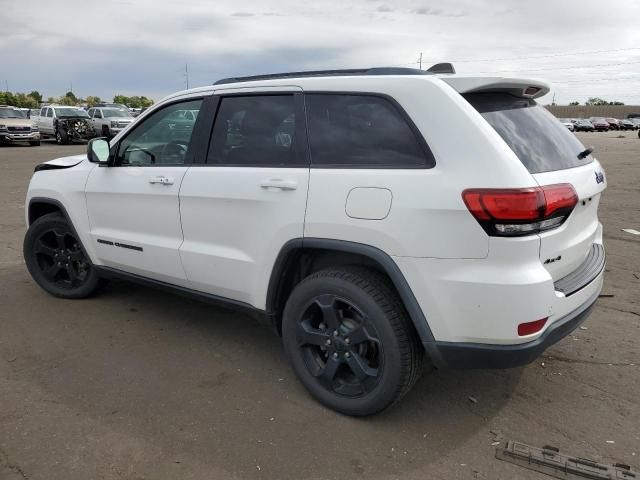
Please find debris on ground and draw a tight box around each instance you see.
[468,396,478,404]
[496,441,637,479]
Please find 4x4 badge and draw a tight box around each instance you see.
[595,171,605,184]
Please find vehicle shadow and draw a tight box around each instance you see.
[13,276,525,480]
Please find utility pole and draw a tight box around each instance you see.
[552,92,556,105]
[4,80,8,92]
[419,52,423,70]
[185,64,190,90]
[70,80,73,93]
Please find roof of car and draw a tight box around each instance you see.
[159,64,550,103]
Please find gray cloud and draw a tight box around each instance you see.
[412,6,467,17]
[2,0,639,105]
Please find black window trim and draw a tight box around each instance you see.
[303,91,436,169]
[108,95,213,168]
[199,91,310,168]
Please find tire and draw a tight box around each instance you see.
[23,213,102,299]
[29,140,41,147]
[282,267,424,416]
[55,129,69,145]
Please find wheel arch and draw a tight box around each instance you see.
[27,197,93,263]
[266,238,435,345]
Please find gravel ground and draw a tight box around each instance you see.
[0,132,638,480]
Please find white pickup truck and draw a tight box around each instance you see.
[37,105,92,144]
[87,107,134,138]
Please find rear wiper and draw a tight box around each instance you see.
[577,146,594,160]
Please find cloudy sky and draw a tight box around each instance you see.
[2,0,640,105]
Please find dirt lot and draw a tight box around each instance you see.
[1,134,639,480]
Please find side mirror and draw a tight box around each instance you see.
[87,137,111,164]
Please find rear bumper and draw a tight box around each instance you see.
[425,286,601,369]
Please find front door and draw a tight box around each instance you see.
[84,97,206,286]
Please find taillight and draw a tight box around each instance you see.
[462,184,577,237]
[518,318,547,336]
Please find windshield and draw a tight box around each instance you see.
[465,93,592,174]
[102,108,131,118]
[0,108,27,119]
[55,108,89,118]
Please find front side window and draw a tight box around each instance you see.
[207,95,298,166]
[305,94,431,168]
[115,99,202,166]
[94,110,103,119]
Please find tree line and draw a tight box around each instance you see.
[569,97,625,106]
[0,90,154,109]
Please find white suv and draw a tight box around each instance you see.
[23,66,606,415]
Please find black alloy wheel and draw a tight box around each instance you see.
[283,268,424,416]
[24,213,103,298]
[296,294,383,397]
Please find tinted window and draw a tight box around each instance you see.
[306,94,430,168]
[208,95,298,166]
[116,99,202,166]
[465,93,593,174]
[46,108,53,118]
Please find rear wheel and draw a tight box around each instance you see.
[24,213,102,298]
[282,267,423,416]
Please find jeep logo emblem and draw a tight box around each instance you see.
[595,171,605,184]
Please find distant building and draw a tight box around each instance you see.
[546,105,640,119]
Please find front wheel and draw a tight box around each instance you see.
[55,129,69,145]
[24,213,103,298]
[282,268,424,416]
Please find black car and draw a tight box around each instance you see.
[573,119,595,132]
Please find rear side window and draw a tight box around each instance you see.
[305,94,433,168]
[465,93,592,174]
[207,95,301,166]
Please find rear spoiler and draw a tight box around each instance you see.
[440,76,550,99]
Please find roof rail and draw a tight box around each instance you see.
[213,66,450,85]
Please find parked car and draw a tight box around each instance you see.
[0,105,40,146]
[87,107,135,138]
[630,118,640,130]
[589,117,610,131]
[559,118,575,131]
[619,119,635,131]
[36,105,93,144]
[605,118,620,130]
[28,108,41,119]
[573,119,595,132]
[23,66,606,415]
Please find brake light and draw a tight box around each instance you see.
[462,184,577,236]
[518,318,547,336]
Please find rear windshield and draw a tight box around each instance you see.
[465,93,592,174]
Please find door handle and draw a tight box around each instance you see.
[149,176,174,185]
[260,179,297,191]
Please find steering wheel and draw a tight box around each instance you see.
[159,140,188,164]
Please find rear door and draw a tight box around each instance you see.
[466,93,606,280]
[179,88,309,308]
